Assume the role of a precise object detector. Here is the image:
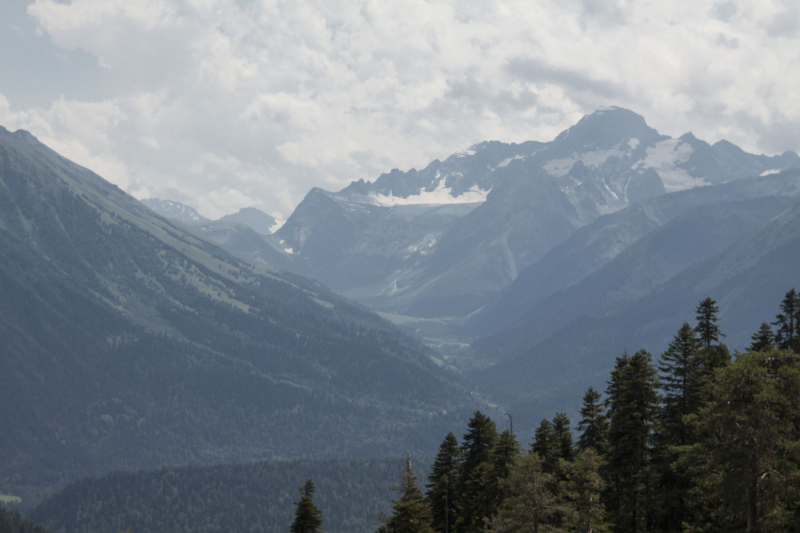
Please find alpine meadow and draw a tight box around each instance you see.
[2,1,800,533]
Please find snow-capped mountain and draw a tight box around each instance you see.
[268,107,799,319]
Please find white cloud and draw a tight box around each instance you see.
[0,0,796,219]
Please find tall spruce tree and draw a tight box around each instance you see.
[563,449,609,533]
[383,455,434,533]
[603,350,660,533]
[577,387,608,453]
[749,322,775,352]
[455,411,498,533]
[479,429,521,524]
[772,288,799,351]
[552,413,575,464]
[694,297,724,349]
[290,479,323,533]
[532,419,559,475]
[426,433,460,533]
[655,322,702,533]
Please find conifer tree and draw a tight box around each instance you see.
[694,297,724,349]
[603,350,660,533]
[455,411,498,533]
[383,455,434,533]
[532,419,559,475]
[552,413,575,464]
[772,288,799,351]
[655,323,702,532]
[677,349,800,533]
[486,453,562,533]
[577,387,608,453]
[563,449,608,533]
[749,322,774,352]
[426,432,459,533]
[291,479,323,533]
[479,429,521,525]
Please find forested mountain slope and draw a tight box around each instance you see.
[0,126,477,507]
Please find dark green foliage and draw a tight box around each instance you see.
[486,453,561,533]
[382,457,433,533]
[426,433,459,533]
[551,413,575,464]
[29,458,417,533]
[479,430,520,524]
[577,387,608,453]
[749,322,775,352]
[0,507,51,533]
[291,480,323,533]
[772,288,799,351]
[677,350,800,532]
[603,351,660,533]
[694,297,724,349]
[562,449,608,533]
[532,419,559,475]
[455,412,497,533]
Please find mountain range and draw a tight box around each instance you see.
[0,126,477,508]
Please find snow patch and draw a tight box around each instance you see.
[628,138,640,149]
[366,177,490,206]
[498,155,525,168]
[269,218,286,233]
[636,139,703,192]
[543,148,626,177]
[454,146,477,157]
[760,169,781,176]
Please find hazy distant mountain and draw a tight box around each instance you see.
[220,207,282,235]
[270,107,800,319]
[140,198,209,222]
[469,170,800,428]
[0,126,477,507]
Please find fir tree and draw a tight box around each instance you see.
[577,387,608,453]
[749,322,775,352]
[532,419,559,475]
[291,479,323,533]
[772,288,799,351]
[655,323,702,532]
[603,350,660,533]
[563,449,608,533]
[383,455,434,533]
[426,432,459,533]
[486,453,562,533]
[552,413,575,464]
[455,411,498,533]
[694,297,724,349]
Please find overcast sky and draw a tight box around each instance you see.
[1,0,799,219]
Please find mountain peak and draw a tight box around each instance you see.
[554,107,661,150]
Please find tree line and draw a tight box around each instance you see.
[295,290,800,533]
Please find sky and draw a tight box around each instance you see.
[1,0,799,219]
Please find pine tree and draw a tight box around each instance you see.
[694,297,724,349]
[383,455,434,533]
[603,350,660,533]
[655,323,702,532]
[486,453,562,533]
[772,288,799,351]
[552,413,575,464]
[749,322,774,352]
[577,387,608,453]
[563,449,608,533]
[455,411,498,533]
[291,479,323,533]
[426,432,459,533]
[479,429,521,524]
[532,419,559,475]
[677,349,800,533]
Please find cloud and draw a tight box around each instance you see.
[0,0,796,219]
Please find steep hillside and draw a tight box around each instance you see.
[0,126,477,507]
